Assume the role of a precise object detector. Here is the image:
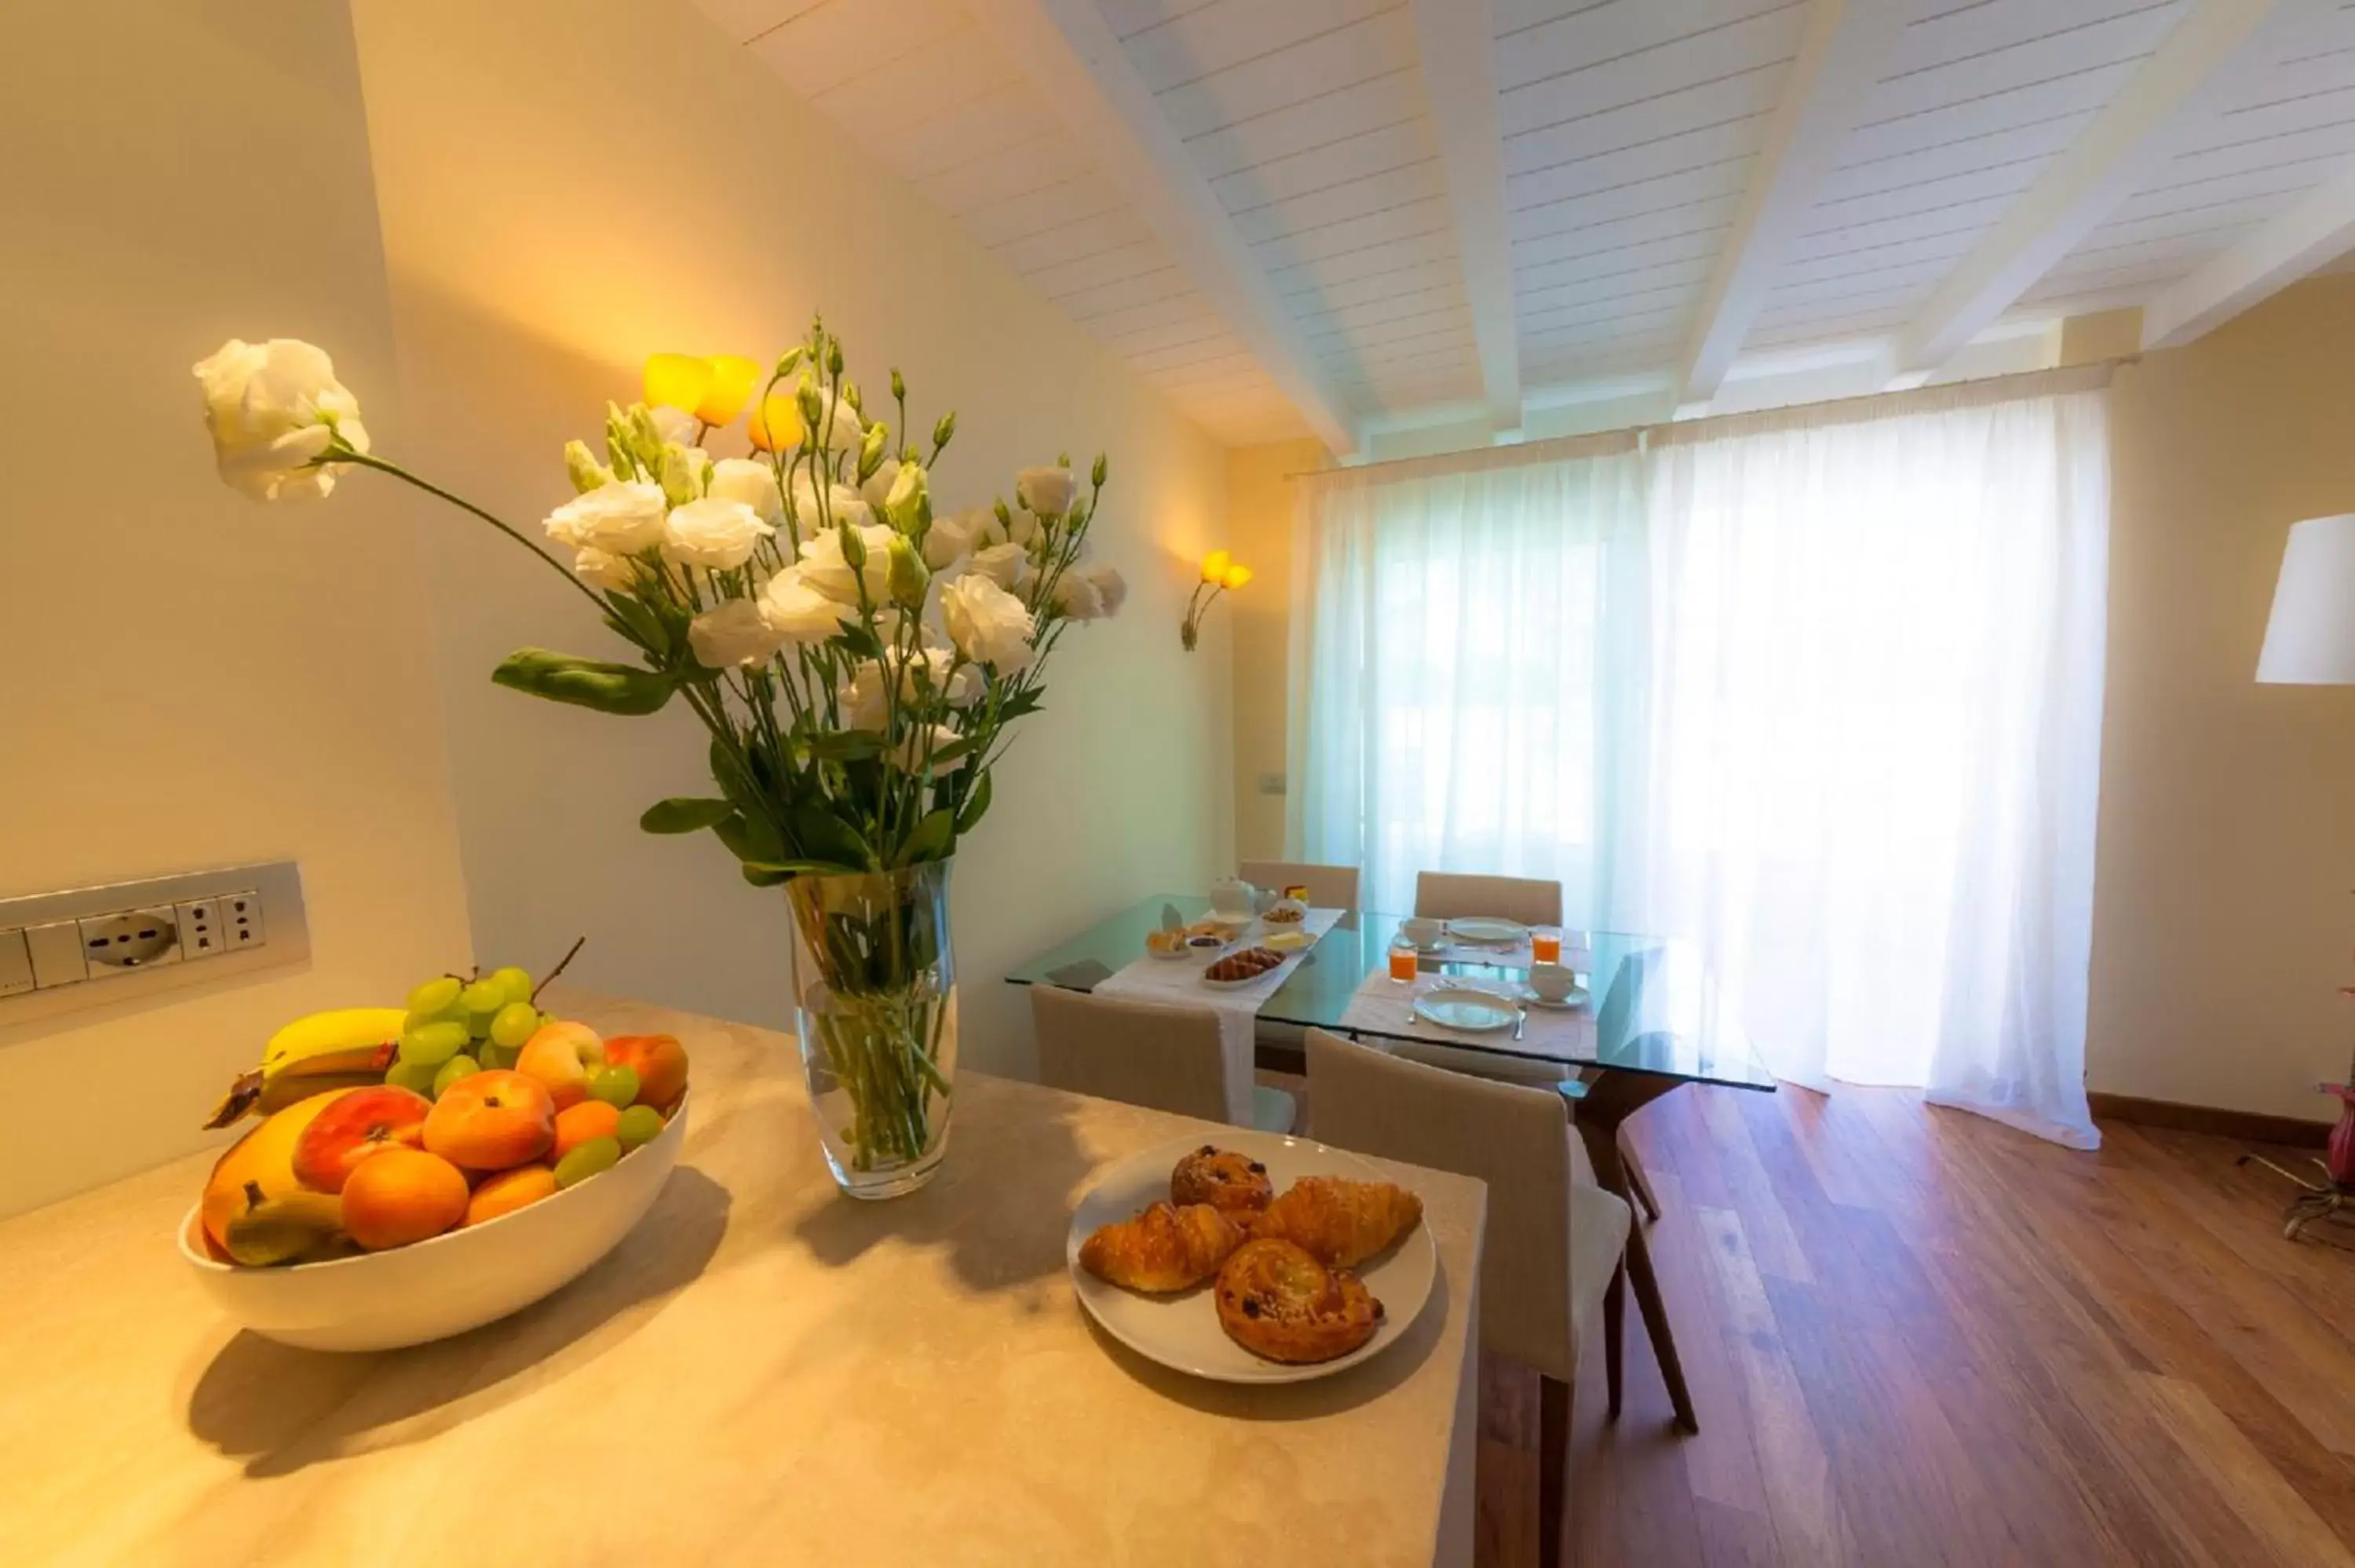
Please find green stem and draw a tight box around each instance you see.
[338,450,608,611]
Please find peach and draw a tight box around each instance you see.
[466,1163,558,1227]
[340,1147,469,1249]
[604,1033,689,1110]
[516,1020,604,1111]
[290,1085,432,1193]
[552,1099,621,1162]
[422,1069,556,1170]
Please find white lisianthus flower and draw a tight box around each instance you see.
[545,480,668,554]
[191,338,371,501]
[798,522,898,603]
[942,573,1035,672]
[572,546,636,592]
[1053,567,1106,620]
[922,506,984,571]
[968,541,1031,591]
[1080,562,1127,617]
[649,405,699,448]
[904,646,981,708]
[759,565,856,644]
[860,457,900,512]
[1005,509,1039,547]
[662,496,772,570]
[891,724,967,775]
[837,664,889,732]
[688,598,787,669]
[787,473,874,534]
[708,458,784,526]
[1016,466,1077,516]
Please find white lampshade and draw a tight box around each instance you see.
[2258,514,2355,684]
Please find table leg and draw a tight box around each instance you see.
[1572,1074,1696,1433]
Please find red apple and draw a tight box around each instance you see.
[604,1034,689,1110]
[515,1021,603,1111]
[290,1085,432,1194]
[422,1069,557,1170]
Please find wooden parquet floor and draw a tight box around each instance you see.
[1470,1084,2355,1567]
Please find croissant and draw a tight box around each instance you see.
[1079,1202,1244,1293]
[1214,1238,1384,1363]
[1247,1176,1423,1267]
[1170,1144,1274,1216]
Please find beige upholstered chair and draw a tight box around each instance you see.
[1414,870,1563,927]
[1305,1028,1629,1568]
[1030,986,1296,1133]
[1239,859,1360,912]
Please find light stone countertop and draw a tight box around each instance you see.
[0,993,1488,1567]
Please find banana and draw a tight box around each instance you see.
[219,1185,346,1267]
[204,1008,407,1129]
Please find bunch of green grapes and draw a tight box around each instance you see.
[388,966,552,1099]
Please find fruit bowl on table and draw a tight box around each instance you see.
[178,1091,688,1353]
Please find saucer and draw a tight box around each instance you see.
[1520,987,1589,1010]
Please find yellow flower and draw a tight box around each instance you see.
[1200,549,1231,583]
[642,353,712,416]
[696,356,761,424]
[1221,563,1253,591]
[747,391,805,454]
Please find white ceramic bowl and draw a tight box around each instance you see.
[178,1092,689,1352]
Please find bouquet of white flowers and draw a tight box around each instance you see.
[193,318,1126,1197]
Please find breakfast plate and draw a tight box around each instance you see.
[1067,1130,1437,1384]
[1412,986,1521,1032]
[1444,917,1528,945]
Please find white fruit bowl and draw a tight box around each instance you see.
[177,1092,689,1352]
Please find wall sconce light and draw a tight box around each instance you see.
[1181,549,1252,651]
[644,353,762,436]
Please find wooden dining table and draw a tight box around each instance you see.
[1006,897,1780,1435]
[0,993,1491,1567]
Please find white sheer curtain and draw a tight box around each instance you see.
[1289,374,2109,1148]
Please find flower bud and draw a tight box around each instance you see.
[857,421,890,483]
[890,368,907,403]
[604,403,635,477]
[659,443,700,509]
[993,498,1014,531]
[827,342,845,377]
[842,378,862,414]
[1057,450,1071,467]
[796,376,823,433]
[774,345,805,380]
[1092,453,1108,487]
[566,439,614,494]
[838,520,867,572]
[933,410,956,452]
[883,461,928,534]
[626,404,666,469]
[886,534,929,610]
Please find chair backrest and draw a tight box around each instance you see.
[1304,1028,1574,1379]
[1240,859,1360,912]
[1413,870,1563,927]
[1030,986,1235,1123]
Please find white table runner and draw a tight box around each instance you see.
[1337,967,1597,1063]
[1094,907,1345,1124]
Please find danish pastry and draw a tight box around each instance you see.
[1214,1238,1384,1363]
[1170,1144,1274,1216]
[1078,1202,1243,1293]
[1248,1176,1423,1267]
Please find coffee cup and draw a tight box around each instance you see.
[1528,961,1578,1002]
[1400,917,1444,950]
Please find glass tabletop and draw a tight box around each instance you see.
[1003,895,1776,1093]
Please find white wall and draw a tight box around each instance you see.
[348,0,1235,1077]
[0,2,473,1216]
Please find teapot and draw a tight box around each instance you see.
[1210,877,1258,917]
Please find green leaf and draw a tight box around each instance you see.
[896,808,957,866]
[789,804,874,870]
[923,737,975,768]
[955,770,992,834]
[834,623,885,661]
[602,593,670,656]
[639,797,735,834]
[806,731,887,762]
[712,811,786,866]
[492,648,675,716]
[741,863,793,888]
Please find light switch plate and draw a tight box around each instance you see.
[0,862,307,1027]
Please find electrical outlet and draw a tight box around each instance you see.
[79,907,182,972]
[175,899,225,959]
[0,931,31,998]
[224,890,264,949]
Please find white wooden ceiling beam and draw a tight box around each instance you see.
[1406,0,1521,433]
[969,0,1359,456]
[2145,159,2355,345]
[1678,0,1914,403]
[1889,0,2331,379]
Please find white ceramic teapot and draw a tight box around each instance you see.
[1210,876,1258,917]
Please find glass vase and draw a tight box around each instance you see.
[785,859,958,1200]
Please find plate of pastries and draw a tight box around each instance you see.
[1067,1130,1435,1384]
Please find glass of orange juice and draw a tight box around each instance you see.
[1388,941,1418,983]
[1531,928,1562,964]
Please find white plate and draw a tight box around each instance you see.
[1068,1130,1437,1384]
[1521,987,1590,1010]
[1202,959,1286,990]
[1444,917,1528,945]
[1413,986,1521,1032]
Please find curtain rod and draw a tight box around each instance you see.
[1284,354,2140,483]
